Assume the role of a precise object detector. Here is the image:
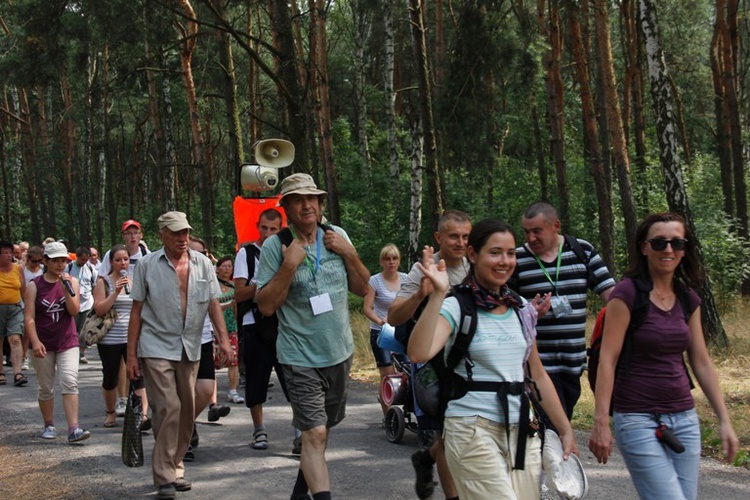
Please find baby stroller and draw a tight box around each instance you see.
[377,324,419,443]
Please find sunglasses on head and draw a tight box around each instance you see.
[647,238,687,251]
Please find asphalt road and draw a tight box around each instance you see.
[1,348,749,499]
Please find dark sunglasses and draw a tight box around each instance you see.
[647,238,688,251]
[30,259,43,264]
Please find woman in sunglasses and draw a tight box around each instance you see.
[589,212,738,499]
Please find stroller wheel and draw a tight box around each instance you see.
[385,406,406,443]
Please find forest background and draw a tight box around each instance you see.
[1,0,750,348]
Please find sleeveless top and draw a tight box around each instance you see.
[98,274,133,345]
[32,275,78,352]
[0,266,22,304]
[218,285,237,334]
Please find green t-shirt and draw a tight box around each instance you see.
[256,225,354,368]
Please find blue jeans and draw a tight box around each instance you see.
[614,408,701,500]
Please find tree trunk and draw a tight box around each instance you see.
[383,0,399,195]
[36,86,54,238]
[17,88,41,244]
[351,1,372,176]
[60,71,77,242]
[407,111,424,267]
[538,0,568,226]
[409,0,443,231]
[161,53,177,212]
[267,0,308,173]
[174,0,212,247]
[532,105,549,201]
[309,0,340,224]
[567,1,615,272]
[594,0,638,265]
[639,0,728,348]
[625,0,649,211]
[213,0,244,187]
[711,0,735,222]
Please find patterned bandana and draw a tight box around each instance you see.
[467,275,521,311]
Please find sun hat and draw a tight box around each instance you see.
[542,429,588,499]
[44,241,70,260]
[121,220,141,232]
[157,211,193,232]
[279,173,327,201]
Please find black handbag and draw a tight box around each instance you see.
[121,383,144,467]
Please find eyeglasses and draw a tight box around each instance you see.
[647,238,688,251]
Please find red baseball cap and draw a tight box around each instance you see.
[121,220,142,232]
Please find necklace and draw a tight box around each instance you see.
[652,288,675,314]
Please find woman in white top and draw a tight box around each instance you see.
[408,219,578,499]
[363,244,407,416]
[93,244,149,428]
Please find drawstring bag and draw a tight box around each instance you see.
[121,383,144,467]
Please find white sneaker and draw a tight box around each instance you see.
[21,358,30,371]
[115,397,127,417]
[41,425,57,439]
[227,391,245,404]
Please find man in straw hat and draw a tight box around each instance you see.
[126,211,233,500]
[256,173,370,500]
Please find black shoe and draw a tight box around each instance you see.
[183,445,195,462]
[173,478,192,492]
[190,424,199,449]
[291,435,302,455]
[157,483,176,500]
[141,418,152,432]
[207,403,230,422]
[411,449,436,500]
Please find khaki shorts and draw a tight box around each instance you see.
[282,355,352,431]
[0,303,24,337]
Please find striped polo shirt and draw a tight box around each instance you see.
[509,236,615,375]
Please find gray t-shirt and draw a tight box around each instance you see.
[131,248,221,362]
[256,225,354,368]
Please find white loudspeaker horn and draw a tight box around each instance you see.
[254,139,295,169]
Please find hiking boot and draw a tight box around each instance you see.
[411,448,437,500]
[41,425,57,439]
[156,483,176,500]
[207,403,230,422]
[68,427,91,444]
[173,478,192,492]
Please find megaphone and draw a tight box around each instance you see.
[240,164,279,192]
[254,139,295,169]
[239,139,295,193]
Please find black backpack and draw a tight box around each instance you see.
[413,284,537,470]
[587,276,695,396]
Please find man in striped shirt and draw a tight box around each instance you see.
[509,202,615,429]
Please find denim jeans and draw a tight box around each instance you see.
[614,408,701,500]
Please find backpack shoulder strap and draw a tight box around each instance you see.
[563,234,589,266]
[277,228,294,247]
[629,277,653,331]
[445,285,478,371]
[675,282,693,323]
[241,242,260,284]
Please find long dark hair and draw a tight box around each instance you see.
[623,212,703,290]
[463,219,516,283]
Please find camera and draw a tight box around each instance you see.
[656,423,685,453]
